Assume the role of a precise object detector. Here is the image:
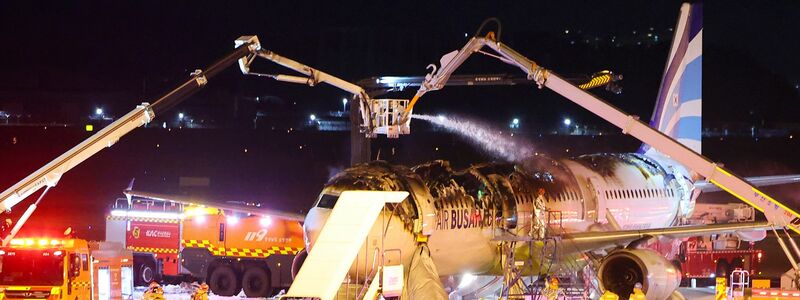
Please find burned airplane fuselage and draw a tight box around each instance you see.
[303,153,690,277]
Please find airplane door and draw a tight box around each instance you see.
[586,177,602,223]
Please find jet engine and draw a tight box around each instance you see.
[598,249,681,299]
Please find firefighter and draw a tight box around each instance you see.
[143,282,165,300]
[533,188,547,239]
[191,282,209,300]
[600,290,620,300]
[629,282,646,299]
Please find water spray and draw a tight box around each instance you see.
[412,114,535,163]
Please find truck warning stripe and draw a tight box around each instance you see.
[128,246,179,254]
[181,239,302,258]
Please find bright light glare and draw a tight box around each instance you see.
[178,113,185,119]
[260,216,272,227]
[342,98,348,105]
[563,118,572,126]
[53,250,63,256]
[309,114,317,121]
[95,108,103,115]
[437,115,446,121]
[195,215,206,224]
[110,210,181,220]
[38,239,48,246]
[226,216,239,225]
[458,273,477,288]
[512,118,520,125]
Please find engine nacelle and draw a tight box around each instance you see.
[598,249,681,300]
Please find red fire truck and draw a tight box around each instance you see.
[677,203,766,286]
[105,198,182,285]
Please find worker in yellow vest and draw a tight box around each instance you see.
[600,290,620,300]
[542,277,561,300]
[143,282,166,300]
[629,282,646,300]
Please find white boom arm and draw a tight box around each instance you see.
[408,35,800,233]
[236,36,409,138]
[0,104,154,212]
[235,36,371,131]
[0,39,261,243]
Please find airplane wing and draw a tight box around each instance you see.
[695,174,800,193]
[123,189,306,222]
[560,221,770,254]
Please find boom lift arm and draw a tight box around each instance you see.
[235,36,409,138]
[357,71,622,97]
[403,34,800,233]
[0,37,262,244]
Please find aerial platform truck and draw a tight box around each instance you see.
[0,36,339,298]
[0,237,133,300]
[0,33,413,298]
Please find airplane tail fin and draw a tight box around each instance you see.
[642,3,703,155]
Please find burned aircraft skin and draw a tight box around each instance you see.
[303,153,690,279]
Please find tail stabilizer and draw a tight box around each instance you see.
[643,3,703,155]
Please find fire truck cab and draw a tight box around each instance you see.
[0,238,133,300]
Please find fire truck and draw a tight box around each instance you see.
[105,193,305,297]
[0,238,133,300]
[677,203,766,286]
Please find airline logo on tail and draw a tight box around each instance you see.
[644,3,703,155]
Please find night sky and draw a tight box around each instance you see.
[1,1,799,125]
[1,1,800,271]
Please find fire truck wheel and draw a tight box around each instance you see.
[139,261,157,285]
[716,259,730,278]
[291,249,308,279]
[242,267,272,297]
[209,265,241,297]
